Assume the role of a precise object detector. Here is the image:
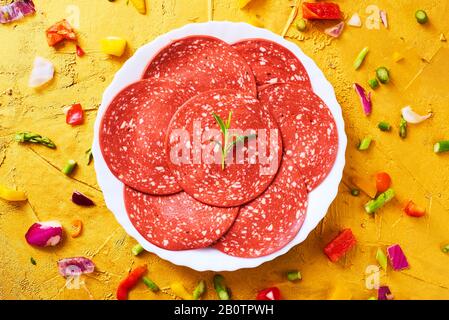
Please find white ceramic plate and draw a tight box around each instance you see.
[92,21,347,271]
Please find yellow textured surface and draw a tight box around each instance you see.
[1,0,448,300]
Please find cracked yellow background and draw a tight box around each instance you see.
[1,0,448,300]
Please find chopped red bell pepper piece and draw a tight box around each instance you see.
[324,229,357,262]
[76,45,85,57]
[256,287,281,300]
[116,265,147,300]
[404,200,425,217]
[376,172,392,194]
[46,19,77,47]
[302,2,342,20]
[66,103,84,126]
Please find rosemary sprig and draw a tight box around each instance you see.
[85,148,93,165]
[212,111,255,170]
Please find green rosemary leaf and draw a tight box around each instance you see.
[226,110,233,129]
[225,134,256,155]
[212,112,227,137]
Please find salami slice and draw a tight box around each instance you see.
[143,36,257,96]
[258,83,338,191]
[214,158,308,258]
[100,79,195,195]
[124,186,240,250]
[165,89,282,207]
[232,39,311,88]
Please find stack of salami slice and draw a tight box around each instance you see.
[100,36,338,258]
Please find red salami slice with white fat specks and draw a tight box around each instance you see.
[124,186,239,250]
[214,158,308,257]
[232,39,311,88]
[143,36,257,96]
[165,89,282,207]
[258,83,338,191]
[100,79,195,195]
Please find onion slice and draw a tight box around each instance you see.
[325,22,345,38]
[354,83,372,116]
[348,13,362,27]
[401,106,431,124]
[387,244,409,270]
[58,257,95,277]
[28,57,54,88]
[25,221,63,247]
[0,0,35,24]
[378,286,394,300]
[72,191,95,206]
[380,10,388,28]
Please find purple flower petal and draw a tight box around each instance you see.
[387,244,409,270]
